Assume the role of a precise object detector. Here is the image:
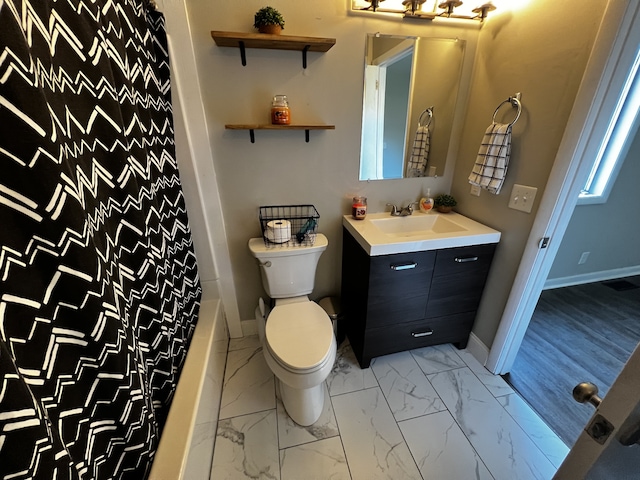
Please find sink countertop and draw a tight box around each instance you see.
[343,211,501,256]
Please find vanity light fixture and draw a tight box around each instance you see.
[352,0,496,22]
[471,2,497,21]
[402,0,427,15]
[437,0,496,21]
[437,0,462,16]
[363,0,384,12]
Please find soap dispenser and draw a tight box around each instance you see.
[420,189,434,213]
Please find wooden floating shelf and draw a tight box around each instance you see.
[225,124,335,143]
[211,31,336,68]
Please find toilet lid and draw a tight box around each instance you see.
[266,301,333,371]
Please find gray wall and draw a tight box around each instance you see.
[405,38,466,177]
[547,127,640,280]
[188,0,479,322]
[186,0,607,343]
[449,0,606,347]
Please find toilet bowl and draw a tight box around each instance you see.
[249,234,336,426]
[262,298,336,425]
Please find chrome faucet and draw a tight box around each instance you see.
[386,202,419,216]
[386,203,400,216]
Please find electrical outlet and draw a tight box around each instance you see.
[508,184,538,213]
[579,252,590,265]
[470,184,481,196]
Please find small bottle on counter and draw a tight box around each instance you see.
[352,196,367,220]
[271,95,291,125]
[420,188,434,213]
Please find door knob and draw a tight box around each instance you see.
[573,382,602,408]
[572,381,640,446]
[573,382,614,445]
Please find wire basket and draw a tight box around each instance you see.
[259,205,320,247]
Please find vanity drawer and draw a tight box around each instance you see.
[365,312,475,359]
[367,251,436,328]
[432,244,496,278]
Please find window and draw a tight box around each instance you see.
[579,49,640,205]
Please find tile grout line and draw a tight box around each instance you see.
[450,347,568,468]
[408,348,448,412]
[420,345,501,475]
[447,348,545,476]
[497,395,568,469]
[329,344,380,480]
[327,387,355,480]
[369,360,425,480]
[424,363,495,480]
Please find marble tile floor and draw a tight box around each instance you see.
[210,336,569,480]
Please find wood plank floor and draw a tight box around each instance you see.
[503,275,640,447]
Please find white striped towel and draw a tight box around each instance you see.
[405,125,430,177]
[468,122,512,194]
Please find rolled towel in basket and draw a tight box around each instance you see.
[469,122,512,194]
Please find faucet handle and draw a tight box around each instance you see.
[407,201,420,213]
[386,203,399,216]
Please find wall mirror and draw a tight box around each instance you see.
[359,34,466,180]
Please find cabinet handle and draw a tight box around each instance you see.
[391,262,417,271]
[454,256,479,263]
[411,329,433,338]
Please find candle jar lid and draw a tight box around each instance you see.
[272,95,289,106]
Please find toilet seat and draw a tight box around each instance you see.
[265,301,333,372]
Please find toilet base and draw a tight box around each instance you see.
[278,379,324,426]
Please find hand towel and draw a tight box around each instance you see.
[405,125,430,177]
[468,122,512,194]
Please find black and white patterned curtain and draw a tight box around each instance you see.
[0,1,201,478]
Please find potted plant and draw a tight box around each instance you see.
[434,194,457,213]
[254,6,285,35]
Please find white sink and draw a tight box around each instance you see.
[343,211,500,256]
[370,215,467,237]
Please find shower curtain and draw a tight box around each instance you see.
[0,1,201,478]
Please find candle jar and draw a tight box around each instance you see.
[352,196,367,220]
[271,95,291,125]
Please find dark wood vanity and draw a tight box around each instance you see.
[341,227,497,368]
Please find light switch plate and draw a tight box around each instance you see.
[508,184,537,213]
[470,184,481,196]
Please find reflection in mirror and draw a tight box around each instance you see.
[359,34,466,181]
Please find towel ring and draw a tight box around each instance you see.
[418,106,434,128]
[492,97,522,126]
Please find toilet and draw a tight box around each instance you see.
[248,233,337,426]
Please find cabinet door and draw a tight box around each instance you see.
[426,244,496,318]
[367,251,435,328]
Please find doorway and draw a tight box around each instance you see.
[486,2,640,379]
[505,275,640,446]
[360,38,415,180]
[486,2,640,450]
[505,124,640,446]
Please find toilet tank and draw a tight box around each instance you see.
[248,234,328,298]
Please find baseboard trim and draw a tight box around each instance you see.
[465,332,490,366]
[241,318,258,336]
[544,265,640,290]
